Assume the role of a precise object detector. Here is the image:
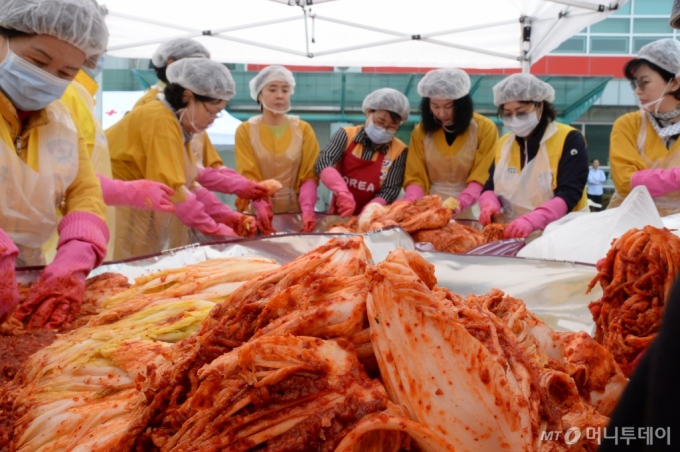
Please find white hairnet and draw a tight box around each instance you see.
[249,65,296,100]
[0,0,108,69]
[362,88,410,122]
[152,38,211,68]
[638,39,680,77]
[166,59,236,101]
[493,73,556,106]
[417,68,471,100]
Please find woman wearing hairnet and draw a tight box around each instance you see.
[106,58,255,259]
[0,0,110,329]
[315,88,410,216]
[479,74,589,238]
[58,65,176,261]
[235,66,320,233]
[404,68,498,219]
[137,38,268,203]
[608,39,680,215]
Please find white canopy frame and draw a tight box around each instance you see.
[103,0,627,72]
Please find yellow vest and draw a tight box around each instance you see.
[495,123,588,212]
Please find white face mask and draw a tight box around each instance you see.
[502,109,540,138]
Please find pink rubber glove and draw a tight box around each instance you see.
[193,188,241,237]
[504,196,568,239]
[197,166,268,199]
[403,184,425,202]
[0,229,20,324]
[299,180,318,232]
[174,190,235,237]
[630,167,680,197]
[478,190,502,226]
[453,182,483,217]
[14,212,109,329]
[320,167,355,217]
[253,199,275,235]
[361,197,387,214]
[97,175,175,212]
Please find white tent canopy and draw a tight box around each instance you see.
[104,0,628,70]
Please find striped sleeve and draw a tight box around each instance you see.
[315,128,349,176]
[377,148,408,203]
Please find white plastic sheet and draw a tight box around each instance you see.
[518,186,664,265]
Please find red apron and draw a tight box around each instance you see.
[330,141,385,216]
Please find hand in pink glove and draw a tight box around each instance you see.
[197,166,268,199]
[360,197,387,214]
[320,167,356,217]
[403,184,425,202]
[253,199,276,235]
[174,190,236,237]
[194,187,251,237]
[14,212,109,329]
[453,182,483,217]
[478,190,501,226]
[97,174,175,212]
[503,197,568,239]
[630,167,680,197]
[298,180,318,232]
[0,229,20,324]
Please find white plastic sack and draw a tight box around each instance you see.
[661,212,680,237]
[517,186,664,265]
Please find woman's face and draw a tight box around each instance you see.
[501,100,541,119]
[180,91,227,134]
[0,34,86,81]
[429,98,454,125]
[633,63,680,113]
[258,81,291,112]
[365,109,400,132]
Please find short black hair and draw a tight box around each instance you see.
[624,58,680,100]
[497,100,557,127]
[153,65,169,84]
[368,109,403,124]
[591,158,600,164]
[164,83,219,111]
[0,27,31,39]
[419,94,474,136]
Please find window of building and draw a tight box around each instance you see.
[551,0,679,56]
[633,0,673,15]
[633,18,674,34]
[553,36,587,53]
[590,37,629,54]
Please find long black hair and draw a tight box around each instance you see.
[164,83,220,111]
[624,59,680,100]
[419,94,474,136]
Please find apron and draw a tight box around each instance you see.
[249,115,303,213]
[494,122,559,220]
[609,110,680,216]
[190,131,206,169]
[331,142,385,216]
[0,101,79,266]
[425,119,478,220]
[44,82,117,263]
[113,98,197,260]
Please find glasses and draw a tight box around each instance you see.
[371,115,399,133]
[500,110,535,121]
[201,102,223,119]
[630,79,652,91]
